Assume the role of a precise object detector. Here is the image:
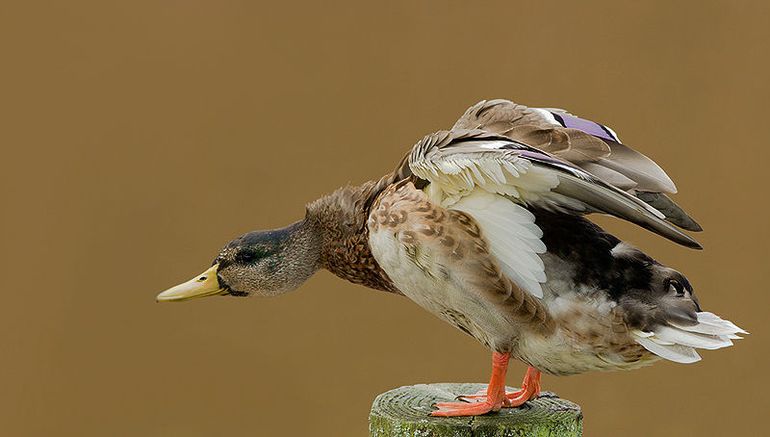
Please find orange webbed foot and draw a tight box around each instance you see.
[458,387,527,404]
[429,359,543,417]
[430,352,509,417]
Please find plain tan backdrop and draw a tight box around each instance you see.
[2,1,768,436]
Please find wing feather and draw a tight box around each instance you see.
[408,130,701,250]
[452,99,700,230]
[403,113,704,299]
[451,190,547,298]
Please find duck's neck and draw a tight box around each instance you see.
[305,179,400,293]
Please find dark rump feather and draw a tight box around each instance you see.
[534,209,700,331]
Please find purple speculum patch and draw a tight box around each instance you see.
[550,112,619,143]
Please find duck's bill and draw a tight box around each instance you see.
[156,264,227,302]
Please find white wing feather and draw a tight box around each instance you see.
[451,190,547,298]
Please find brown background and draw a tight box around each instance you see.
[1,1,768,436]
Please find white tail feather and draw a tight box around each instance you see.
[654,326,733,350]
[687,312,748,335]
[633,312,746,364]
[634,334,701,364]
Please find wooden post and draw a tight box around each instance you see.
[369,383,582,437]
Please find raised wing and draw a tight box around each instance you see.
[452,99,701,231]
[408,130,701,251]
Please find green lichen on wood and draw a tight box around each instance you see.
[369,383,582,437]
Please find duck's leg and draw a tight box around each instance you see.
[503,366,541,407]
[456,365,542,407]
[431,352,510,417]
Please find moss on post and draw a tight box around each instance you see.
[369,383,582,437]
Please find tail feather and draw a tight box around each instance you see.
[634,334,702,363]
[675,312,749,336]
[633,312,746,364]
[654,326,733,350]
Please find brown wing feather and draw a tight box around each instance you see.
[452,99,701,231]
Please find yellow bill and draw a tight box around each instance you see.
[156,264,227,302]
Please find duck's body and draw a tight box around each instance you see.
[158,99,745,417]
[368,182,648,376]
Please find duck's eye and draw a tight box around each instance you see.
[668,280,685,296]
[237,251,257,263]
[236,248,271,264]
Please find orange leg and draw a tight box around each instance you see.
[432,356,542,417]
[504,366,541,407]
[431,352,510,417]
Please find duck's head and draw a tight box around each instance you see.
[156,220,321,302]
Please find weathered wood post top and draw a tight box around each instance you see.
[369,383,582,436]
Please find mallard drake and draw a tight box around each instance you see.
[157,99,745,417]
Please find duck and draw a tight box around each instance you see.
[157,99,746,417]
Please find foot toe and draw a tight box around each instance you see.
[430,401,496,417]
[507,392,539,408]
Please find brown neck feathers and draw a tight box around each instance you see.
[305,176,400,294]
